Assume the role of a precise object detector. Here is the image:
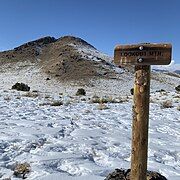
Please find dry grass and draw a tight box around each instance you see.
[23,91,39,98]
[161,100,173,108]
[177,106,180,111]
[13,162,31,179]
[39,99,64,106]
[98,103,109,110]
[150,98,155,103]
[4,97,11,101]
[91,95,128,104]
[76,88,86,96]
[91,96,113,104]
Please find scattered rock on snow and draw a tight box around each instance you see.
[156,89,166,92]
[130,88,134,95]
[105,169,127,179]
[50,100,63,106]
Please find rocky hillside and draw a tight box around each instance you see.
[0,36,179,95]
[0,36,127,81]
[0,36,56,64]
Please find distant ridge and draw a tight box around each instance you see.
[174,70,180,74]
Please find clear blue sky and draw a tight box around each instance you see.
[0,0,180,63]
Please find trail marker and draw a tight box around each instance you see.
[114,43,172,180]
[114,43,172,65]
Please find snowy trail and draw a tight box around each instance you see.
[0,90,179,179]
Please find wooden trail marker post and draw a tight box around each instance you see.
[114,43,172,180]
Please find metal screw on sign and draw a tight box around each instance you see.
[114,43,172,180]
[138,58,143,63]
[139,46,143,50]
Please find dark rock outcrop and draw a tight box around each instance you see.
[57,36,96,49]
[14,36,57,51]
[105,169,167,180]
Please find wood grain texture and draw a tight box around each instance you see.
[131,65,150,180]
[114,43,172,65]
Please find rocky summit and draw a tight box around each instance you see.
[14,36,57,51]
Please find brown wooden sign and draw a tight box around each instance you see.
[113,42,172,180]
[114,43,172,65]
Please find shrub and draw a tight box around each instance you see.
[12,83,30,91]
[76,88,86,96]
[91,95,123,104]
[23,92,39,98]
[175,85,180,91]
[13,162,31,179]
[91,96,112,103]
[98,103,109,110]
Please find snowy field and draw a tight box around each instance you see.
[0,89,179,180]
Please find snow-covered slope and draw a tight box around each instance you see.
[0,35,179,94]
[0,90,179,179]
[0,36,180,180]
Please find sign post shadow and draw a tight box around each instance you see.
[114,43,172,180]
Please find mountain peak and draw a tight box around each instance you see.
[57,36,96,49]
[14,36,57,51]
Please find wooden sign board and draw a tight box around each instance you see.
[114,43,172,65]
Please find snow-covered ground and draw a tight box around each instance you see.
[0,88,179,179]
[0,43,180,179]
